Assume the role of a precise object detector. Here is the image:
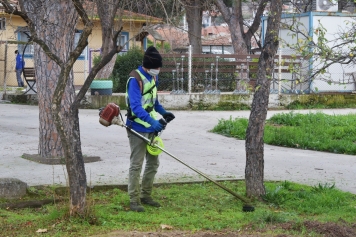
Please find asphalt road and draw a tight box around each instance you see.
[1,103,355,194]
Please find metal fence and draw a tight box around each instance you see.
[1,42,355,94]
[158,48,356,94]
[0,41,17,88]
[159,49,307,94]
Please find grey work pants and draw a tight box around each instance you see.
[16,69,24,87]
[127,129,159,203]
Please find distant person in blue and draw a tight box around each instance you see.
[15,50,24,87]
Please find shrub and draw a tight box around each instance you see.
[147,39,171,53]
[111,47,144,93]
[93,54,101,66]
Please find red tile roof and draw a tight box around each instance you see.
[148,26,189,48]
[148,24,260,51]
[148,25,232,48]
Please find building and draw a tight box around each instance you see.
[0,1,162,87]
[261,11,356,93]
[147,24,235,54]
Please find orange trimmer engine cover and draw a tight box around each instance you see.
[99,103,120,127]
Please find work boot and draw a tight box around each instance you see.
[140,197,161,207]
[130,202,145,212]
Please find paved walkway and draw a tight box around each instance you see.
[0,104,355,194]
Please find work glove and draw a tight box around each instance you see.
[151,118,167,133]
[163,112,175,123]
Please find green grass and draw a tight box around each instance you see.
[286,100,356,110]
[0,181,355,236]
[211,112,356,155]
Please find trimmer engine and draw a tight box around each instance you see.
[99,103,120,126]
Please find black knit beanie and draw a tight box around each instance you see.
[143,46,162,69]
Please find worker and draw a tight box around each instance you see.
[125,46,175,212]
[15,50,24,87]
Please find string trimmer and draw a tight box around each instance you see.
[99,103,255,212]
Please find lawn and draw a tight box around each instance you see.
[2,112,356,236]
[211,111,356,155]
[1,181,356,236]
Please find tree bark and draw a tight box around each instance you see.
[185,0,203,54]
[20,0,88,215]
[23,0,77,159]
[215,0,268,54]
[94,0,121,79]
[245,0,283,198]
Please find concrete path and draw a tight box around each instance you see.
[0,104,355,194]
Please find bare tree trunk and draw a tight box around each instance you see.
[227,0,247,54]
[185,0,203,54]
[36,56,67,158]
[242,0,269,53]
[96,56,117,79]
[245,0,283,198]
[27,1,77,159]
[95,0,121,79]
[215,0,268,54]
[62,106,86,215]
[21,0,87,215]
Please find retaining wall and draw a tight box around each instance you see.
[3,92,356,110]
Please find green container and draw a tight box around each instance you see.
[90,80,113,95]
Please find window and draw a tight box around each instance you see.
[17,29,33,58]
[119,32,129,54]
[75,29,87,60]
[0,18,5,30]
[17,28,87,59]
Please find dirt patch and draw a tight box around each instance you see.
[303,220,356,237]
[280,220,356,237]
[22,153,101,164]
[92,221,356,237]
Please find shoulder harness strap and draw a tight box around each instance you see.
[126,71,157,121]
[129,70,156,95]
[129,70,143,94]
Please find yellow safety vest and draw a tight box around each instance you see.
[125,69,158,128]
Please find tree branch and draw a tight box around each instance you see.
[214,0,232,22]
[246,0,269,38]
[74,46,122,107]
[1,0,64,65]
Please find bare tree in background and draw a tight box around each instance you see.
[182,0,204,54]
[0,0,130,215]
[245,0,283,198]
[95,1,123,79]
[214,0,269,54]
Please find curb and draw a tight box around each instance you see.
[22,153,101,165]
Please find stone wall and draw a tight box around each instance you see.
[3,92,356,110]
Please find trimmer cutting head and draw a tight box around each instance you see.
[242,204,255,212]
[147,136,164,156]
